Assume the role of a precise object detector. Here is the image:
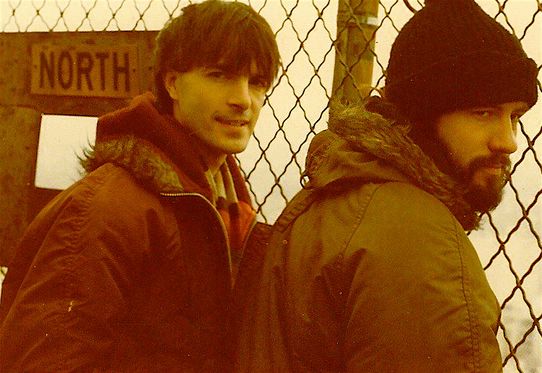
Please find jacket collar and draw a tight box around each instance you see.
[304,101,480,230]
[81,93,253,207]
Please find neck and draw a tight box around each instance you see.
[203,153,227,176]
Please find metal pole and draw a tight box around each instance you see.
[332,0,379,104]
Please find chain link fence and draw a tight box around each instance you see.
[1,0,541,371]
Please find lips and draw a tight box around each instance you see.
[472,156,510,171]
[215,116,249,127]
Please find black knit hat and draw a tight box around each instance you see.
[385,0,538,122]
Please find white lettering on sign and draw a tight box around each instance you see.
[31,43,139,98]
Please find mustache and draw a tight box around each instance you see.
[465,154,511,178]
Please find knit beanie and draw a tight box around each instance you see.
[385,0,538,122]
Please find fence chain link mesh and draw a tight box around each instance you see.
[1,0,540,371]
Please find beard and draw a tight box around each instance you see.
[454,154,511,214]
[408,125,511,214]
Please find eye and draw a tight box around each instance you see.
[250,76,268,90]
[204,67,236,81]
[471,109,493,119]
[469,108,501,122]
[206,69,227,79]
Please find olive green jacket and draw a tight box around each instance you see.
[233,104,502,372]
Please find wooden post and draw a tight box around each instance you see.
[332,0,379,104]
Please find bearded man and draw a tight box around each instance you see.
[232,0,538,371]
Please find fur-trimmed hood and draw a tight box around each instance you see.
[82,135,199,194]
[304,101,480,230]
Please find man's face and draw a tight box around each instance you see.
[165,61,268,167]
[435,101,529,212]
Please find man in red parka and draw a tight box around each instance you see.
[0,1,280,371]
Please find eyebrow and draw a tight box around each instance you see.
[502,102,530,112]
[206,62,250,74]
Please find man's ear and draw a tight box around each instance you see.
[163,71,179,100]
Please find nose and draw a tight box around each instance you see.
[488,117,518,155]
[227,77,251,112]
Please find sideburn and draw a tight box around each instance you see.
[408,122,459,179]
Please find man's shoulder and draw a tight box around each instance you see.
[345,181,470,265]
[375,181,447,205]
[331,179,450,215]
[290,180,453,227]
[363,181,458,229]
[45,163,164,223]
[82,163,156,202]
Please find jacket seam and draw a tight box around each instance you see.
[59,174,106,371]
[454,220,482,372]
[328,182,382,370]
[339,183,382,257]
[274,189,319,233]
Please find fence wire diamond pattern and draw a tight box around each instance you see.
[1,0,541,371]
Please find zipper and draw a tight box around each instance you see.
[239,218,257,263]
[159,191,235,287]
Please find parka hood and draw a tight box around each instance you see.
[81,93,252,206]
[304,100,480,230]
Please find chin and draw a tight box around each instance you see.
[223,147,246,156]
[228,141,251,155]
[465,181,504,213]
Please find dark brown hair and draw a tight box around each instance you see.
[153,0,281,114]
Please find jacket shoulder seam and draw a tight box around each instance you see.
[340,183,382,257]
[454,222,482,371]
[56,172,109,369]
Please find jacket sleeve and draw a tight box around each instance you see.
[0,170,164,372]
[342,183,503,373]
